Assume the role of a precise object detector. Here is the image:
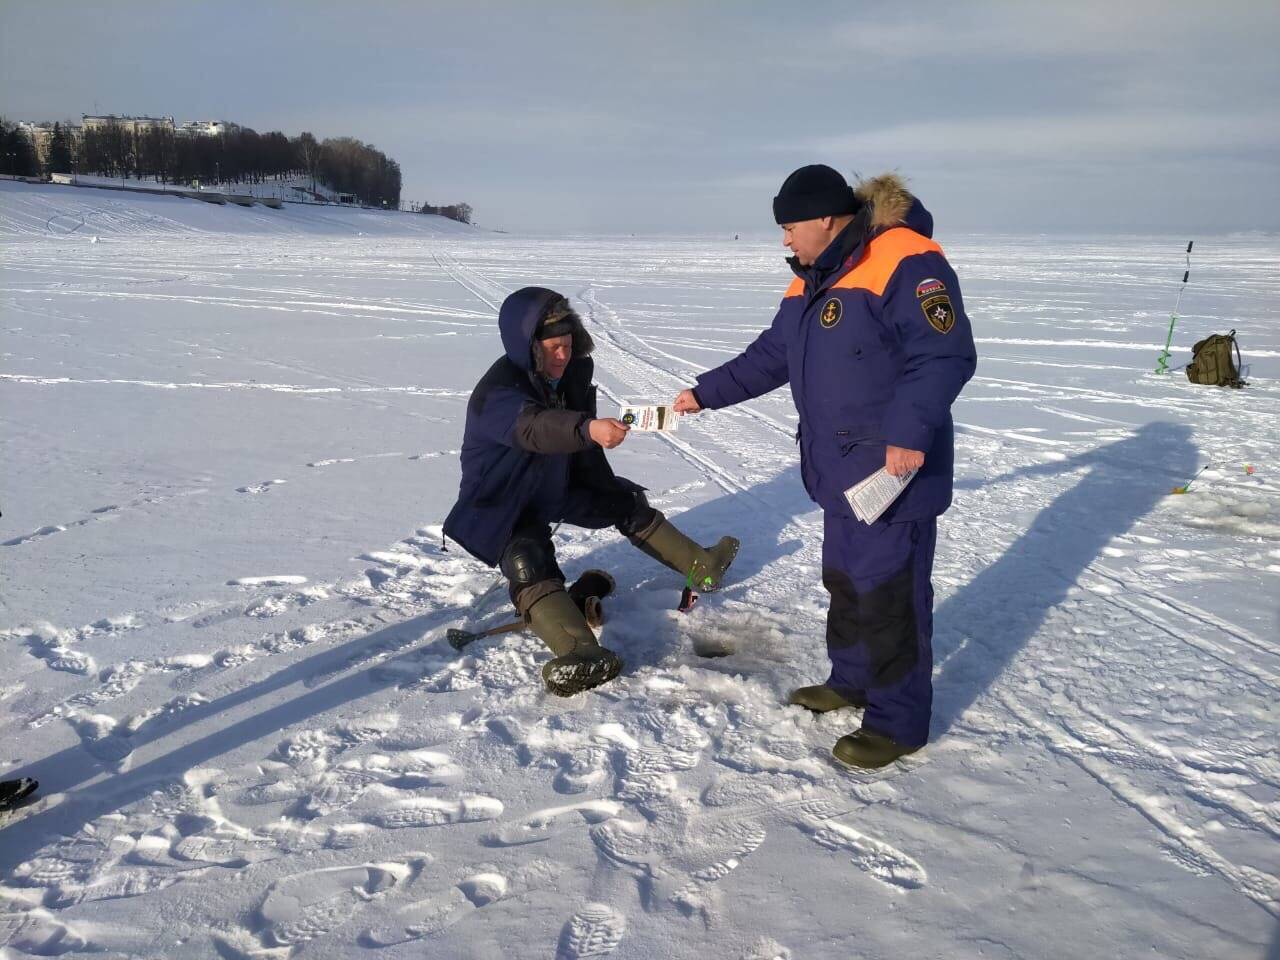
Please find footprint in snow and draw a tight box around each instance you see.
[360,857,561,947]
[556,902,627,959]
[250,857,422,949]
[226,575,308,587]
[236,479,286,494]
[797,816,927,890]
[2,524,66,547]
[360,882,473,947]
[366,795,504,829]
[480,798,622,847]
[0,906,91,956]
[43,646,95,675]
[742,937,793,960]
[74,722,134,766]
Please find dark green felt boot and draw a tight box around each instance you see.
[528,590,623,697]
[630,512,739,592]
[832,729,920,770]
[788,685,867,713]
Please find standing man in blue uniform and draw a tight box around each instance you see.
[673,166,976,767]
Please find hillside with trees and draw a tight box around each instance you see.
[78,123,402,209]
[0,121,39,177]
[1,115,479,221]
[1,117,403,210]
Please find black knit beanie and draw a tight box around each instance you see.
[772,164,862,224]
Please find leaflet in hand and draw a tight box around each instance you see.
[619,403,679,433]
[844,467,917,525]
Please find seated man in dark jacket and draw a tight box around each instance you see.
[443,287,738,696]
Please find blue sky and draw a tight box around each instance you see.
[3,1,1277,234]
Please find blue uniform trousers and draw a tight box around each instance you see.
[822,512,937,748]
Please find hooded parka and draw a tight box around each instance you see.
[443,287,640,567]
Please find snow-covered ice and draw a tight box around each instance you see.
[2,180,1277,958]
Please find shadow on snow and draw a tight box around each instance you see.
[931,421,1197,736]
[0,468,811,873]
[2,423,1195,872]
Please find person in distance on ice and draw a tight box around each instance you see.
[673,166,976,768]
[444,287,739,696]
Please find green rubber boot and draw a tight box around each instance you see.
[832,729,920,770]
[788,685,866,713]
[528,590,623,697]
[631,512,740,592]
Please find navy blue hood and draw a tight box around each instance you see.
[899,196,933,238]
[498,286,594,372]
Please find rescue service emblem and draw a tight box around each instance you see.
[819,298,842,329]
[921,294,956,334]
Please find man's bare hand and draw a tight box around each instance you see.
[886,445,924,477]
[673,389,703,414]
[589,418,630,449]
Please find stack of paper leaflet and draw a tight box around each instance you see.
[844,467,917,524]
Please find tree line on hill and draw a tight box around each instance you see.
[81,123,403,210]
[0,120,41,178]
[2,118,416,212]
[2,117,475,223]
[417,202,472,224]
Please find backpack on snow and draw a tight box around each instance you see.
[1186,329,1247,388]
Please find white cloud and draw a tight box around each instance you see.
[802,110,1280,164]
[827,2,1280,60]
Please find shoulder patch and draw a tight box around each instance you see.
[819,297,842,329]
[921,294,955,334]
[915,278,945,298]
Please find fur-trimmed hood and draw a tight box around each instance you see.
[498,286,595,372]
[855,172,934,237]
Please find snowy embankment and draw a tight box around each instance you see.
[1,179,1277,959]
[0,179,466,240]
[67,174,343,205]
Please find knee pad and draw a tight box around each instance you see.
[500,534,561,590]
[617,495,660,540]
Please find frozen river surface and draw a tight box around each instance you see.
[1,181,1278,959]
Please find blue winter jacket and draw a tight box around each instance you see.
[694,174,977,522]
[443,287,628,566]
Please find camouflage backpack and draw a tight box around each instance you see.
[1186,329,1246,388]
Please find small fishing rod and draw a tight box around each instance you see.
[1155,240,1194,374]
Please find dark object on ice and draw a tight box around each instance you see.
[0,777,38,812]
[1186,329,1247,388]
[832,729,919,769]
[447,617,524,651]
[567,569,615,616]
[448,570,612,651]
[789,684,868,713]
